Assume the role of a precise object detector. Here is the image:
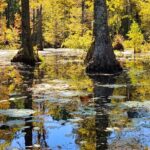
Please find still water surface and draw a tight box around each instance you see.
[0,49,150,150]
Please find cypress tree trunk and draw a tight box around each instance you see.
[86,0,122,73]
[11,0,40,65]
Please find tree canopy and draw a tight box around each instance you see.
[0,0,150,51]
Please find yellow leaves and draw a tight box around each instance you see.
[5,28,15,41]
[0,140,10,150]
[0,0,7,13]
[63,31,92,49]
[127,21,144,52]
[86,0,94,12]
[139,0,150,16]
[107,0,124,12]
[107,0,125,34]
[0,67,22,100]
[14,13,21,30]
[0,13,20,48]
[78,128,88,135]
[0,100,10,109]
[30,0,43,9]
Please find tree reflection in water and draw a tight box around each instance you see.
[91,75,116,150]
[14,64,35,149]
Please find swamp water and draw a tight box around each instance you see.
[0,49,150,150]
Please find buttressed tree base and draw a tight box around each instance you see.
[86,0,122,74]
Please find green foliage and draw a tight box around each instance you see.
[127,21,144,52]
[139,0,150,40]
[5,28,20,48]
[107,0,125,35]
[62,31,92,49]
[0,0,150,51]
[0,27,20,49]
[42,0,70,47]
[141,43,150,52]
[0,0,20,49]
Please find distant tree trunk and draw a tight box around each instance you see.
[86,0,122,73]
[121,0,131,36]
[36,5,43,51]
[11,0,40,65]
[5,0,18,28]
[32,9,36,46]
[62,1,68,40]
[126,0,131,31]
[54,21,59,48]
[5,0,11,28]
[81,0,85,36]
[32,6,43,51]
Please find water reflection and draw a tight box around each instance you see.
[0,50,150,149]
[22,66,34,149]
[91,75,116,150]
[12,65,35,149]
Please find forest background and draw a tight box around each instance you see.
[0,0,150,53]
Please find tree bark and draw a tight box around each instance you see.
[86,0,122,73]
[5,0,11,28]
[5,0,19,28]
[36,5,43,51]
[81,0,85,36]
[32,8,36,47]
[32,6,43,51]
[11,0,40,65]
